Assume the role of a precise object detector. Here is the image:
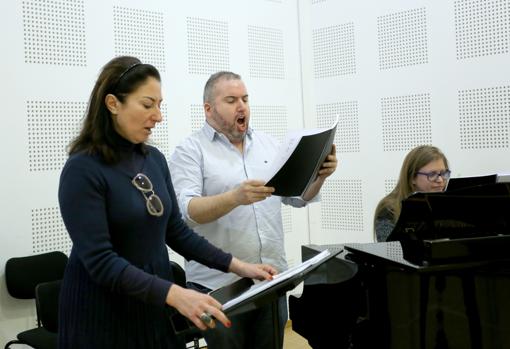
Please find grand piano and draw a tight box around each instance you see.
[289,182,510,349]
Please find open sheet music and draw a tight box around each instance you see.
[213,249,339,312]
[262,116,339,197]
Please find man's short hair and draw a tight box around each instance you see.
[203,71,242,104]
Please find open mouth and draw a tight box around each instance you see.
[236,115,247,130]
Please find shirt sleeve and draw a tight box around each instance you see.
[374,208,396,242]
[58,155,172,306]
[168,138,203,226]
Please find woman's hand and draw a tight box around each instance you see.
[228,257,278,281]
[166,284,231,331]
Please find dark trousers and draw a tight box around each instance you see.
[187,282,287,349]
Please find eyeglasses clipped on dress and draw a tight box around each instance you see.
[132,173,164,216]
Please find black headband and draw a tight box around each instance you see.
[113,62,142,92]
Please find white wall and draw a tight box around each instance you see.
[0,0,305,343]
[300,0,510,244]
[1,0,509,345]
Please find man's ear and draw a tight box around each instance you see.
[105,94,120,114]
[204,102,212,118]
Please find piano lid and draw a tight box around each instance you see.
[387,182,510,265]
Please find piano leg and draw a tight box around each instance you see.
[461,273,482,348]
[289,278,362,349]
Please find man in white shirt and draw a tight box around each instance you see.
[169,71,337,349]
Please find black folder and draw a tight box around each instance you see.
[265,120,337,197]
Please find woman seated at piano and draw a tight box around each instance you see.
[373,145,451,242]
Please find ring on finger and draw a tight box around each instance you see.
[200,312,213,325]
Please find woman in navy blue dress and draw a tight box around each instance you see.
[58,56,277,348]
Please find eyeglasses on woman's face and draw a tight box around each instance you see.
[131,173,164,216]
[416,169,451,182]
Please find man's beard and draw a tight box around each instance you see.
[211,110,247,143]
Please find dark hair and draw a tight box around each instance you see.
[203,71,241,104]
[373,145,449,232]
[68,56,161,163]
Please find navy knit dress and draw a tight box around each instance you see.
[58,136,232,349]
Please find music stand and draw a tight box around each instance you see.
[169,249,342,349]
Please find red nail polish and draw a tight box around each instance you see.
[226,321,232,328]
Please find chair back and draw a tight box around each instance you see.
[35,280,62,333]
[5,251,68,299]
[170,261,186,287]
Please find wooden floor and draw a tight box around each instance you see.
[283,321,311,349]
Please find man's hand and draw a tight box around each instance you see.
[317,144,337,180]
[231,180,275,205]
[187,179,274,224]
[301,144,338,201]
[228,257,278,281]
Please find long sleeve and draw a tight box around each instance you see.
[374,207,396,242]
[59,154,172,306]
[156,150,233,271]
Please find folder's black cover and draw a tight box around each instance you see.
[266,127,336,197]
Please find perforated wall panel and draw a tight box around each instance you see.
[316,101,360,153]
[312,23,356,78]
[281,205,292,236]
[22,0,86,66]
[455,0,510,60]
[27,100,85,172]
[385,179,398,194]
[32,207,72,254]
[377,7,428,70]
[187,17,230,75]
[321,179,364,231]
[381,93,432,152]
[190,104,204,133]
[459,85,510,149]
[248,25,285,79]
[281,205,296,268]
[113,6,166,71]
[149,105,170,156]
[250,105,288,142]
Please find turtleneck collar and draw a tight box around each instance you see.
[111,130,146,155]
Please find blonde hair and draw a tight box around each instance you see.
[373,145,449,232]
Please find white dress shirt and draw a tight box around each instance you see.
[169,122,315,290]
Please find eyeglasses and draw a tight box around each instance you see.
[416,169,451,182]
[132,173,164,216]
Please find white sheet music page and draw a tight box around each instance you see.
[496,174,510,183]
[221,249,332,311]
